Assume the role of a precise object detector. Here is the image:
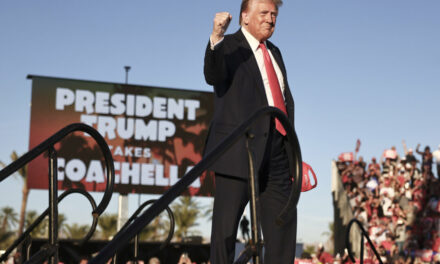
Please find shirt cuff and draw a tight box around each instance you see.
[209,36,224,50]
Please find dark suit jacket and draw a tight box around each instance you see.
[203,29,295,179]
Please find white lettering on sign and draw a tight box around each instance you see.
[57,158,200,188]
[56,87,200,142]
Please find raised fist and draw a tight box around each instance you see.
[211,12,232,44]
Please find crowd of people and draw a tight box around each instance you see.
[336,143,440,263]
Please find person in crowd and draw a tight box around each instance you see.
[354,206,368,225]
[79,257,89,264]
[368,157,381,177]
[402,140,417,164]
[148,257,160,264]
[377,244,391,263]
[177,252,192,264]
[366,173,379,196]
[340,249,353,264]
[416,144,433,173]
[341,162,355,188]
[396,165,406,189]
[389,244,400,263]
[310,253,319,263]
[413,256,424,264]
[357,156,366,171]
[380,233,396,254]
[422,163,435,183]
[431,232,440,253]
[394,219,407,252]
[406,161,421,185]
[381,158,393,178]
[382,146,399,166]
[406,149,417,164]
[380,175,395,199]
[352,162,365,188]
[11,252,21,264]
[370,196,385,220]
[336,160,348,175]
[316,244,334,264]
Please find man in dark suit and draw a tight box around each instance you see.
[204,0,297,263]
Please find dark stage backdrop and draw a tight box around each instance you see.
[27,75,214,196]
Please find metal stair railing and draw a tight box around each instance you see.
[1,188,99,263]
[346,218,383,264]
[90,106,303,264]
[112,199,175,264]
[0,123,115,264]
[233,134,264,264]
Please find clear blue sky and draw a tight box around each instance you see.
[0,1,439,244]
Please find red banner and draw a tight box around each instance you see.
[338,152,354,162]
[27,75,214,196]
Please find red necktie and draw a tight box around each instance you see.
[259,42,287,136]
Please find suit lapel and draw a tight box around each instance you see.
[267,41,287,86]
[232,30,267,105]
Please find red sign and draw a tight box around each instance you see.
[338,152,354,162]
[28,75,214,196]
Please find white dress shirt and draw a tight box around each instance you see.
[241,27,285,106]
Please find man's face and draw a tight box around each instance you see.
[242,0,278,42]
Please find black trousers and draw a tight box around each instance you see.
[210,131,297,263]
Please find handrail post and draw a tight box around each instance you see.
[134,234,139,264]
[346,219,383,264]
[246,133,262,264]
[24,235,32,262]
[48,146,59,264]
[360,235,364,264]
[0,123,115,263]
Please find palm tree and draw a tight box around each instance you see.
[0,206,18,248]
[57,213,68,238]
[0,151,29,237]
[0,228,15,249]
[171,196,202,241]
[25,210,48,238]
[321,222,334,254]
[302,244,316,258]
[65,223,90,239]
[97,214,117,240]
[321,222,334,239]
[1,206,19,232]
[203,200,214,221]
[138,212,171,242]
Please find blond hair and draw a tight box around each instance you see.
[239,0,283,25]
